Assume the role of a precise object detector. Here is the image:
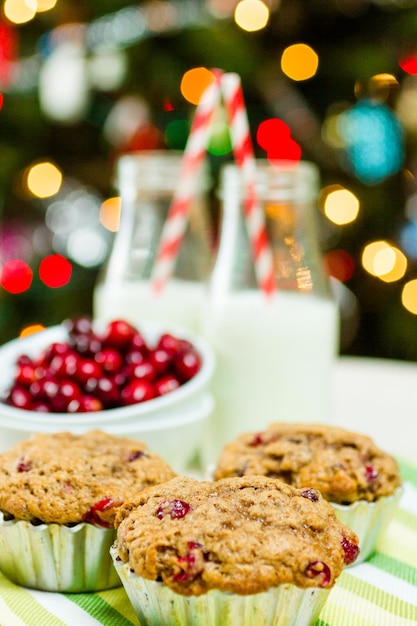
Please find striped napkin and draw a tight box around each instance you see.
[0,458,416,626]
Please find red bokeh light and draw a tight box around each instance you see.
[0,259,33,294]
[324,249,355,283]
[399,56,417,75]
[256,118,301,163]
[39,254,72,288]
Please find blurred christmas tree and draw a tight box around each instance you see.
[2,0,417,360]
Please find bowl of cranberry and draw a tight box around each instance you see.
[0,317,215,471]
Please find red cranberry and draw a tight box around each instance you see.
[32,400,52,412]
[125,359,156,382]
[70,332,102,356]
[15,363,37,386]
[125,349,146,366]
[68,395,103,412]
[90,376,120,405]
[128,450,145,461]
[84,498,115,527]
[305,561,331,587]
[121,379,156,405]
[64,315,93,335]
[74,358,102,384]
[172,541,204,583]
[155,374,181,396]
[29,378,59,400]
[300,488,320,502]
[174,348,201,382]
[50,379,82,412]
[49,352,78,377]
[250,433,264,446]
[8,386,33,410]
[149,348,171,375]
[17,457,32,472]
[156,499,192,519]
[364,465,378,483]
[130,332,148,354]
[43,342,73,362]
[157,333,184,355]
[103,320,136,350]
[341,536,360,565]
[94,348,123,374]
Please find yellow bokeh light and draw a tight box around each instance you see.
[361,240,406,281]
[402,279,417,314]
[322,186,360,225]
[4,0,37,24]
[36,0,58,12]
[180,68,216,105]
[26,161,63,199]
[234,0,269,32]
[100,196,122,232]
[281,43,319,81]
[19,324,46,338]
[378,247,407,282]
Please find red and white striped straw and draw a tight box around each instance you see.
[221,72,276,296]
[151,73,223,293]
[151,70,276,297]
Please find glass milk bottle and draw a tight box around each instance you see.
[93,151,212,332]
[201,160,339,462]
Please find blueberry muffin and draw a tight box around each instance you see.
[110,474,359,626]
[214,423,402,563]
[0,429,175,591]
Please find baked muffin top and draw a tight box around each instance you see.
[213,423,401,504]
[114,474,359,596]
[0,430,175,525]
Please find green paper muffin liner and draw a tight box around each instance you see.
[331,486,403,565]
[110,544,330,626]
[0,512,120,592]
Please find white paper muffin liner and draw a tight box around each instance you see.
[110,544,330,626]
[0,512,120,592]
[331,486,403,565]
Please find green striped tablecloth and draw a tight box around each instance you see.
[0,458,416,626]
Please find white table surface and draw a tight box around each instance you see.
[332,356,417,463]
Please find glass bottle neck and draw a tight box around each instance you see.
[215,160,330,296]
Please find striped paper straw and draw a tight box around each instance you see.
[151,72,223,293]
[221,72,276,296]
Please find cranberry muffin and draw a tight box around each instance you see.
[214,423,402,563]
[110,474,359,626]
[0,429,175,591]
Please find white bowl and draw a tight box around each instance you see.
[0,321,215,472]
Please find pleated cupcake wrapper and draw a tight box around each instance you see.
[0,512,120,592]
[110,544,330,626]
[331,486,403,565]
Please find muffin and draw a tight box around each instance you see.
[110,474,359,626]
[213,422,402,564]
[0,429,175,591]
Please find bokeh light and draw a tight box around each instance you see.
[0,93,3,111]
[180,67,216,105]
[100,197,122,232]
[256,118,301,162]
[36,0,58,12]
[164,119,190,150]
[322,185,360,225]
[39,254,72,288]
[208,122,233,155]
[338,100,404,184]
[19,324,46,338]
[26,162,63,199]
[281,44,319,81]
[402,279,417,314]
[324,249,355,282]
[362,240,406,282]
[399,55,417,75]
[234,0,270,32]
[4,0,36,24]
[0,259,33,294]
